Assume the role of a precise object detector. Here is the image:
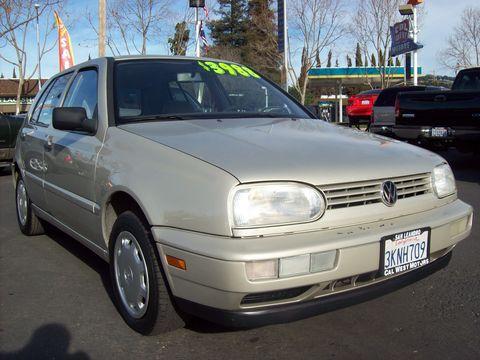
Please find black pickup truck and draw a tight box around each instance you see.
[394,67,480,153]
[0,114,24,170]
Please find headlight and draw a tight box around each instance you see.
[432,163,456,198]
[231,182,325,228]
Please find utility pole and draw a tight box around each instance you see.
[98,0,106,57]
[34,3,41,90]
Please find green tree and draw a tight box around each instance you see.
[378,49,385,67]
[12,67,16,78]
[208,0,248,48]
[326,49,332,67]
[347,55,352,67]
[371,53,376,67]
[243,0,280,81]
[388,57,393,66]
[335,58,339,67]
[364,54,368,67]
[168,21,190,56]
[0,73,4,79]
[355,43,363,67]
[395,57,401,66]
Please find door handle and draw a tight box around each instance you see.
[44,135,54,150]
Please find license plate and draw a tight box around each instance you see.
[431,127,448,137]
[361,100,370,105]
[380,227,430,277]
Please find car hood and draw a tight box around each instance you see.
[119,118,443,184]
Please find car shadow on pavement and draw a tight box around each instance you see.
[43,224,115,304]
[42,224,236,334]
[0,323,90,359]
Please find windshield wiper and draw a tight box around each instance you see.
[120,114,188,123]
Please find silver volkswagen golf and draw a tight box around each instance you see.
[13,56,473,334]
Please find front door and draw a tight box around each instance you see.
[19,74,72,210]
[43,69,102,245]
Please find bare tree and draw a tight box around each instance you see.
[352,0,402,88]
[0,0,62,114]
[439,6,480,73]
[287,0,345,104]
[87,0,172,56]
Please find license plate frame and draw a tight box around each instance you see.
[431,127,448,138]
[380,227,431,277]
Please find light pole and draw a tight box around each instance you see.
[412,5,418,85]
[34,3,41,90]
[195,7,200,57]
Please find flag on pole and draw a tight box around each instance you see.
[203,5,209,19]
[53,11,75,71]
[199,21,209,55]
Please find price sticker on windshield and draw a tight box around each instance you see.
[197,61,260,78]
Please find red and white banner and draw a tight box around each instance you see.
[53,11,75,71]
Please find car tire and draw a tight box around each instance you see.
[15,177,45,236]
[109,211,184,335]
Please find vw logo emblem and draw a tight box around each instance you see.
[381,181,397,206]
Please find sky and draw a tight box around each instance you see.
[0,0,478,80]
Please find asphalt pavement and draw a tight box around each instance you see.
[0,150,479,360]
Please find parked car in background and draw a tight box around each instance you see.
[370,86,446,136]
[13,56,473,335]
[0,114,24,171]
[346,89,381,127]
[395,67,480,153]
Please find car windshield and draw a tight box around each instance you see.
[114,59,310,123]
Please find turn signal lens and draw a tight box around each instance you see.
[166,255,187,270]
[246,260,278,281]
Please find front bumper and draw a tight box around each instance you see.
[152,199,472,323]
[174,251,452,328]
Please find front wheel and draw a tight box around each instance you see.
[109,211,184,335]
[15,177,44,236]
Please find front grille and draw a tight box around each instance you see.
[319,173,431,210]
[240,286,311,305]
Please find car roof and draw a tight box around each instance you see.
[46,55,245,80]
[358,89,382,95]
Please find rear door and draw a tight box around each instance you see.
[43,68,102,244]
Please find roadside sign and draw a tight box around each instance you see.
[278,0,285,53]
[390,19,423,57]
[189,0,205,7]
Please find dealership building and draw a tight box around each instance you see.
[0,79,46,115]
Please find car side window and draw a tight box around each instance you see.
[36,73,72,126]
[63,69,98,123]
[30,80,55,123]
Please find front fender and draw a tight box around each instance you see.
[95,127,239,237]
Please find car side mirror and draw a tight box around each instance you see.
[52,107,96,134]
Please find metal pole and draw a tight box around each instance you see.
[98,0,106,57]
[339,82,343,123]
[412,6,418,85]
[283,0,288,90]
[195,7,200,57]
[34,3,41,90]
